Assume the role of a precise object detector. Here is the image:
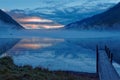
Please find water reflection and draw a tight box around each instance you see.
[1,38,96,73]
[13,38,64,50]
[17,38,64,50]
[0,38,20,55]
[2,37,120,73]
[66,38,120,64]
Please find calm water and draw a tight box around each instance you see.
[1,37,120,73]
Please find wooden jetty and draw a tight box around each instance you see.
[96,45,120,80]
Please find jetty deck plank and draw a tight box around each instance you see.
[98,51,120,80]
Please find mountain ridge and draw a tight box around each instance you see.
[65,2,120,30]
[0,9,24,29]
[7,1,117,25]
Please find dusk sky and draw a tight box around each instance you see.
[0,0,120,29]
[0,0,120,10]
[0,0,41,9]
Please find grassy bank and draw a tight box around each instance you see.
[0,57,98,80]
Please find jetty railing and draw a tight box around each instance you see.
[96,45,120,80]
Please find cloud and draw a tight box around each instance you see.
[0,0,119,10]
[16,17,53,23]
[14,16,63,29]
[5,0,120,28]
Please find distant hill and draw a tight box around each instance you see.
[7,1,116,25]
[65,2,120,30]
[0,9,24,30]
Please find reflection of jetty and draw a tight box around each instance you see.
[96,45,120,80]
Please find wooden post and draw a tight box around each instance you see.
[108,50,111,59]
[110,53,113,63]
[105,45,107,51]
[96,45,99,74]
[105,45,111,59]
[105,45,113,63]
[105,45,109,56]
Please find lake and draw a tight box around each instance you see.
[0,37,120,74]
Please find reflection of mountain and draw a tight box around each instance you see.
[5,38,64,55]
[0,38,20,55]
[4,38,95,61]
[65,38,120,65]
[0,9,24,30]
[4,37,120,72]
[65,2,120,30]
[3,38,95,72]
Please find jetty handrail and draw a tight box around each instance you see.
[105,46,113,63]
[96,45,120,80]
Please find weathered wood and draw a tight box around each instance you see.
[98,51,120,80]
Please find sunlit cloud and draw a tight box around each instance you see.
[17,17,53,23]
[15,16,64,29]
[21,24,41,29]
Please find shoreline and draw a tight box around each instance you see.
[0,56,99,80]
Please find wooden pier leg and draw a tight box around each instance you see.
[105,45,108,53]
[108,50,111,59]
[105,45,111,59]
[96,45,99,74]
[110,53,113,63]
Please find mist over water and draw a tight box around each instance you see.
[1,33,120,73]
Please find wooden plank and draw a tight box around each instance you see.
[98,51,120,80]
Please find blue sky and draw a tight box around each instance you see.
[0,0,41,9]
[0,0,120,10]
[1,0,120,29]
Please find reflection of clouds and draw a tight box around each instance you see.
[2,38,96,72]
[12,38,64,50]
[15,16,63,29]
[21,38,64,43]
[17,43,52,49]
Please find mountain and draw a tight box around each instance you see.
[65,2,120,30]
[7,1,117,25]
[0,9,24,30]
